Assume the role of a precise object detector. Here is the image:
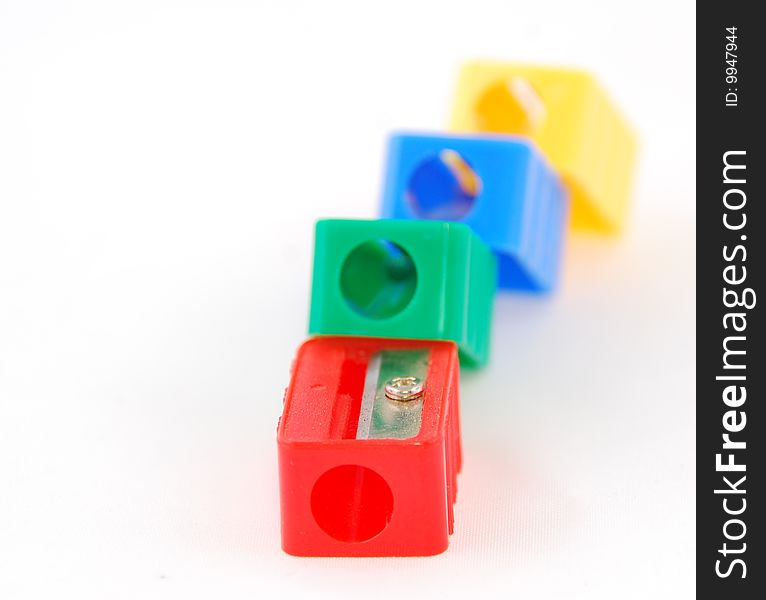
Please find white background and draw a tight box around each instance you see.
[0,1,695,598]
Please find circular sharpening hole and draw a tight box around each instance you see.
[311,465,394,543]
[340,240,417,320]
[473,77,545,135]
[406,150,481,221]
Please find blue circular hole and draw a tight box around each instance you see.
[406,150,481,220]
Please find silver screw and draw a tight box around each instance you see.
[384,376,424,402]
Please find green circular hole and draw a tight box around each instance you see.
[340,240,417,320]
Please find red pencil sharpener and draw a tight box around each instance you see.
[277,336,462,556]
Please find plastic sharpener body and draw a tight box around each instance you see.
[278,336,461,557]
[450,62,637,232]
[380,132,567,291]
[308,218,497,367]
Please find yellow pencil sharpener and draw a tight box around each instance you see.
[450,62,637,233]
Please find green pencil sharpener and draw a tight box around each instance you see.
[308,219,497,367]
